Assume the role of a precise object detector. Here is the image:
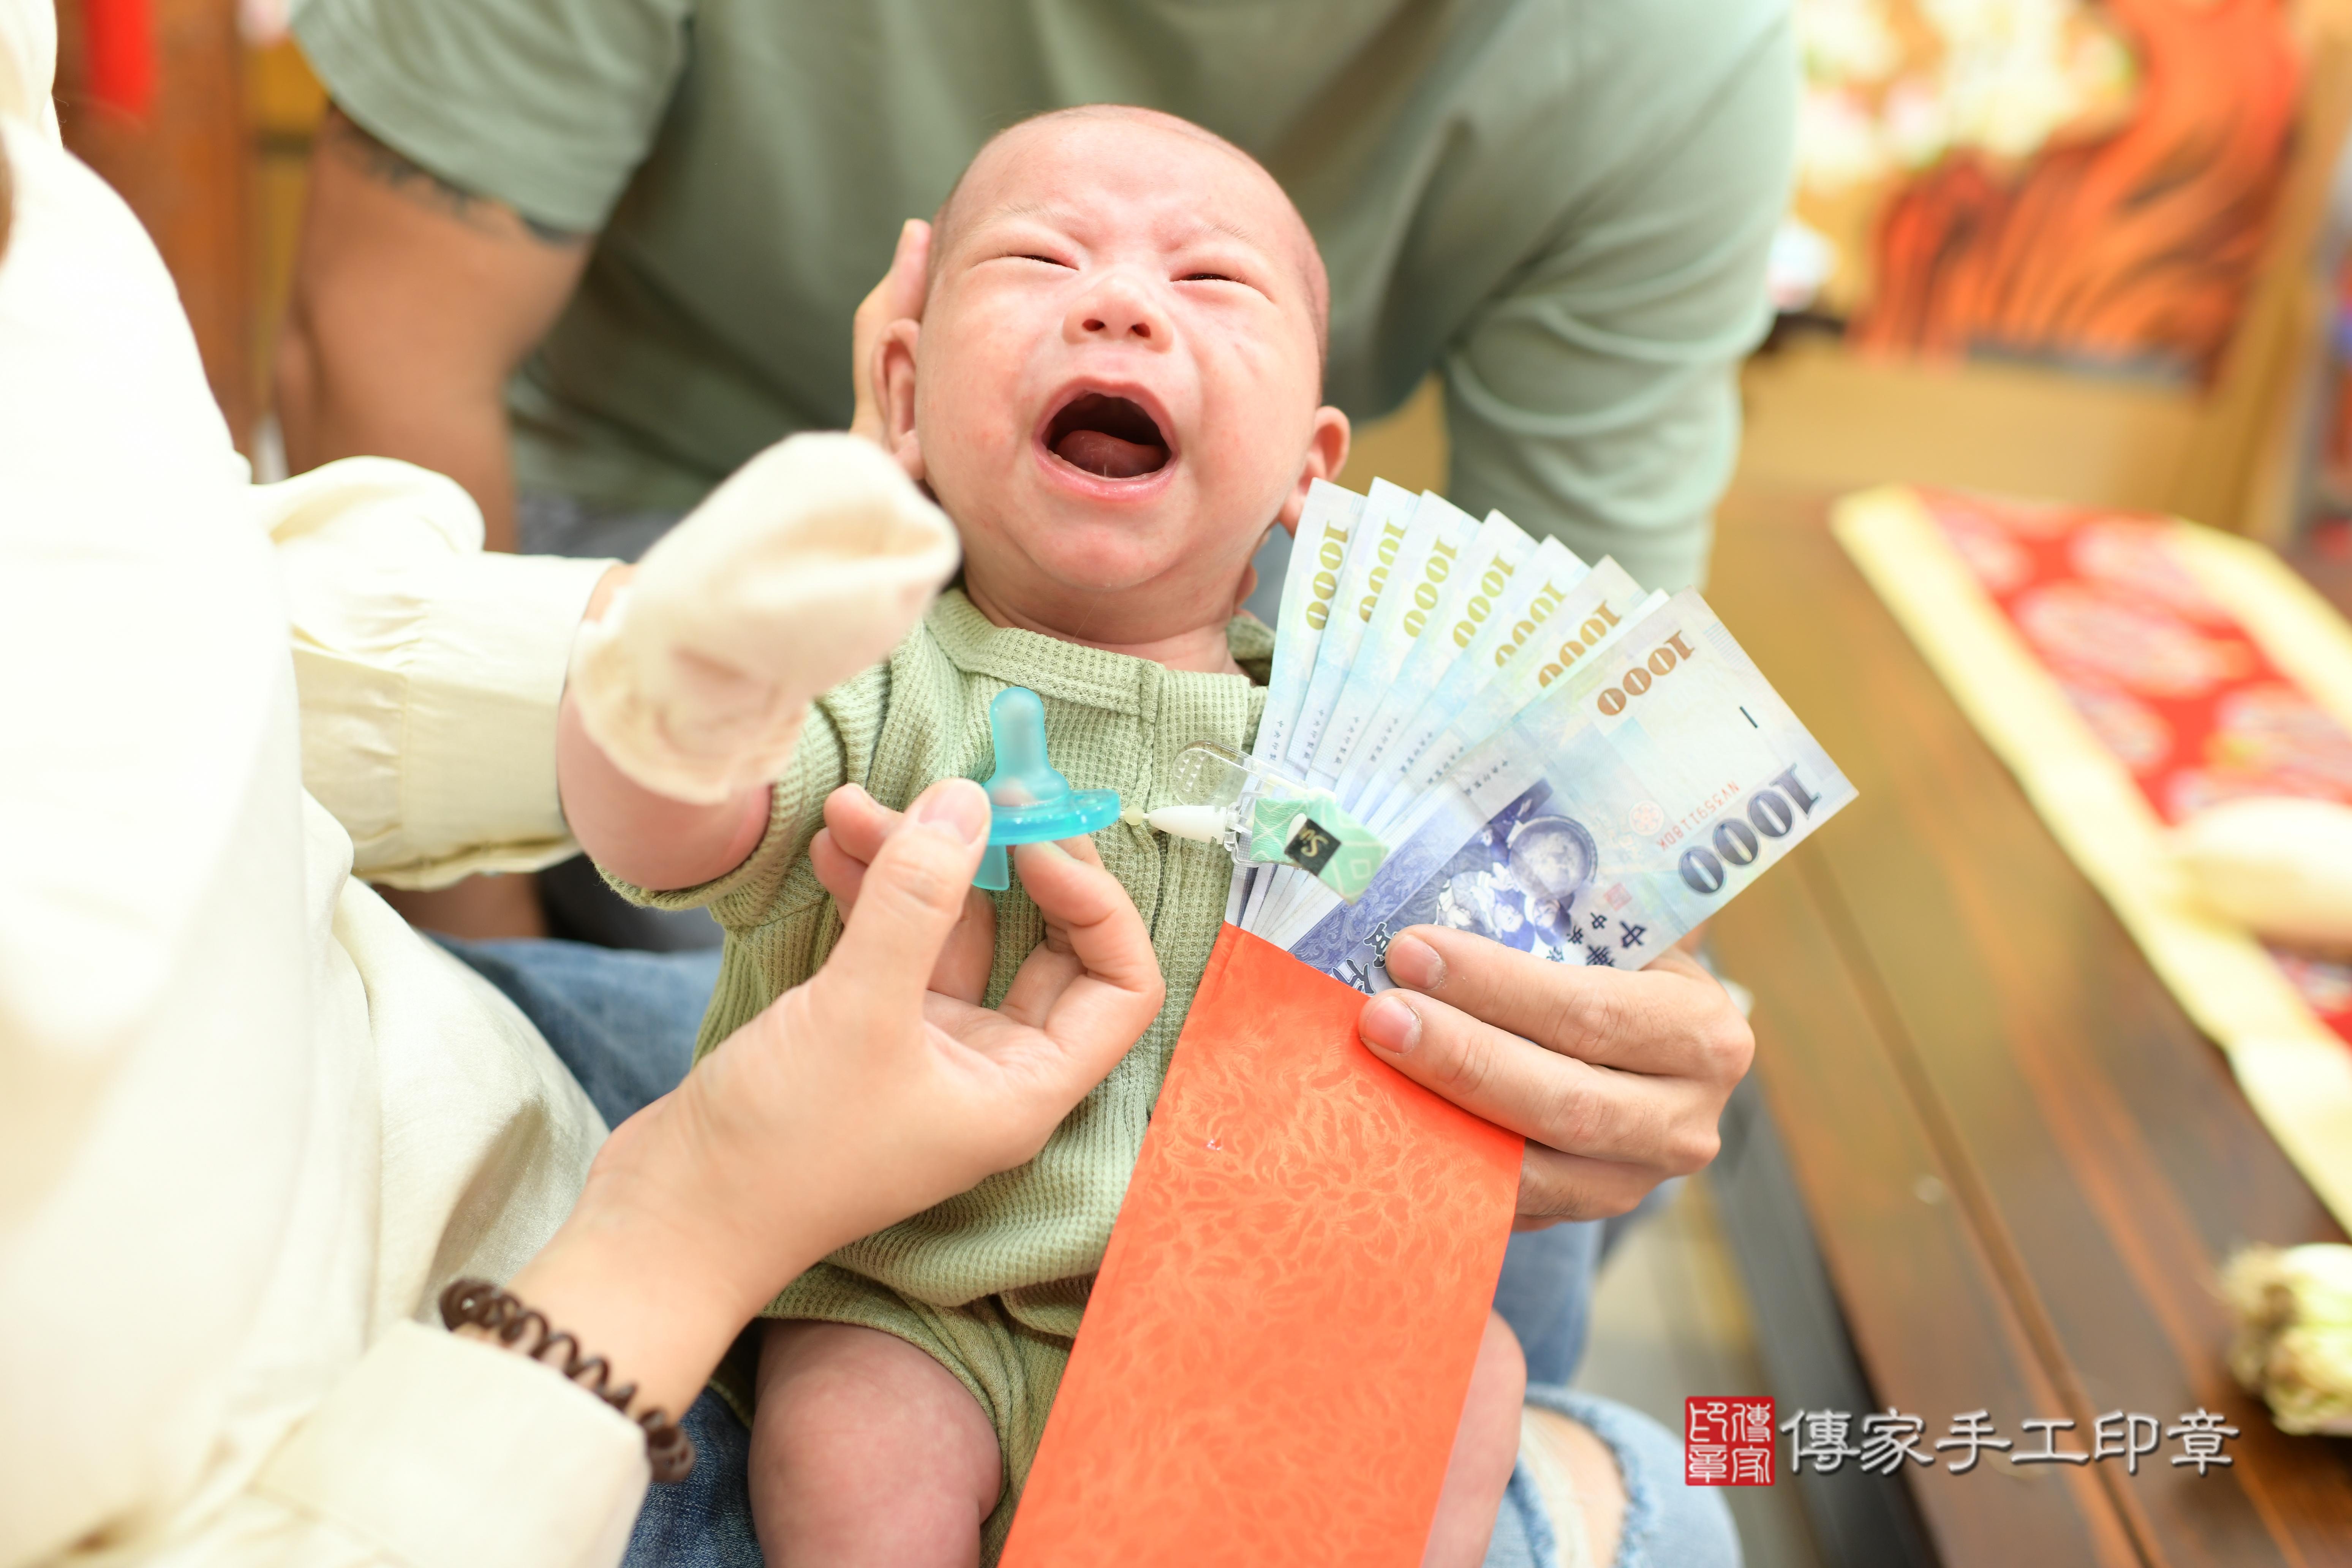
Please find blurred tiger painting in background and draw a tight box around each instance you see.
[1781,0,2305,383]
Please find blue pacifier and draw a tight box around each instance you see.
[975,687,1122,891]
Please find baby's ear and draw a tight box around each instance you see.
[1275,406,1352,534]
[875,319,926,482]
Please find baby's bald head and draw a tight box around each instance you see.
[877,101,1352,651]
[927,105,1329,361]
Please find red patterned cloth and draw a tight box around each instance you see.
[1918,489,2352,1045]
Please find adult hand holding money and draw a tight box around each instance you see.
[1356,924,1755,1223]
[1225,477,1854,1226]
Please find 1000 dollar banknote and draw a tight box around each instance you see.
[1329,511,1535,808]
[1264,530,1588,937]
[1255,480,1421,933]
[1353,536,1587,832]
[1377,560,1661,825]
[1245,477,1365,935]
[1280,591,1856,988]
[1285,479,1421,775]
[1256,479,1366,770]
[1308,492,1484,789]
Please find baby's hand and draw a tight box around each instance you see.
[567,433,958,805]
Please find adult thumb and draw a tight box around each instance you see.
[818,778,991,1011]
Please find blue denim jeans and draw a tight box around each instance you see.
[437,935,1739,1568]
[628,1374,1741,1568]
[436,935,721,1131]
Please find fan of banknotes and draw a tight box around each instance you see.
[1220,477,1857,994]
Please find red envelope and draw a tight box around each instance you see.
[1001,925,1524,1567]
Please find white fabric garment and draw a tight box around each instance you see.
[0,40,650,1568]
[2172,797,2352,947]
[0,0,54,136]
[569,430,959,805]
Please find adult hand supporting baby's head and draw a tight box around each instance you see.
[506,778,1160,1418]
[850,218,932,450]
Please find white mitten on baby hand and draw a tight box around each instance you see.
[569,433,959,804]
[2171,796,2352,951]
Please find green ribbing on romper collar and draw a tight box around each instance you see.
[925,591,1274,712]
[923,591,1273,812]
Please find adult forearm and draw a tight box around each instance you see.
[277,314,522,546]
[278,107,593,552]
[488,1203,805,1419]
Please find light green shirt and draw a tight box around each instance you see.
[631,591,1271,1332]
[292,0,1795,590]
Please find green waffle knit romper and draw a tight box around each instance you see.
[622,590,1270,1555]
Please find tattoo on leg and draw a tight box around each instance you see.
[324,107,585,248]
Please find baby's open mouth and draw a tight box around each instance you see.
[1045,393,1171,479]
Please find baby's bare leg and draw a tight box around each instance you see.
[751,1320,1003,1568]
[1421,1310,1529,1568]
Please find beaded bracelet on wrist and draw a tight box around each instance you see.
[439,1277,696,1483]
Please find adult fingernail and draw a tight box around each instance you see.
[1382,933,1444,991]
[915,780,989,846]
[1360,994,1422,1055]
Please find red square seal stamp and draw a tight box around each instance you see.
[1687,1397,1776,1486]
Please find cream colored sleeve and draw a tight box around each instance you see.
[238,1323,651,1568]
[259,458,617,889]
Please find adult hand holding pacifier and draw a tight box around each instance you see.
[567,432,959,806]
[501,778,1163,1416]
[807,779,1157,1021]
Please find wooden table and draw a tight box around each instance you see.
[1702,481,2352,1568]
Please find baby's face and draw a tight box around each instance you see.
[880,113,1347,645]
